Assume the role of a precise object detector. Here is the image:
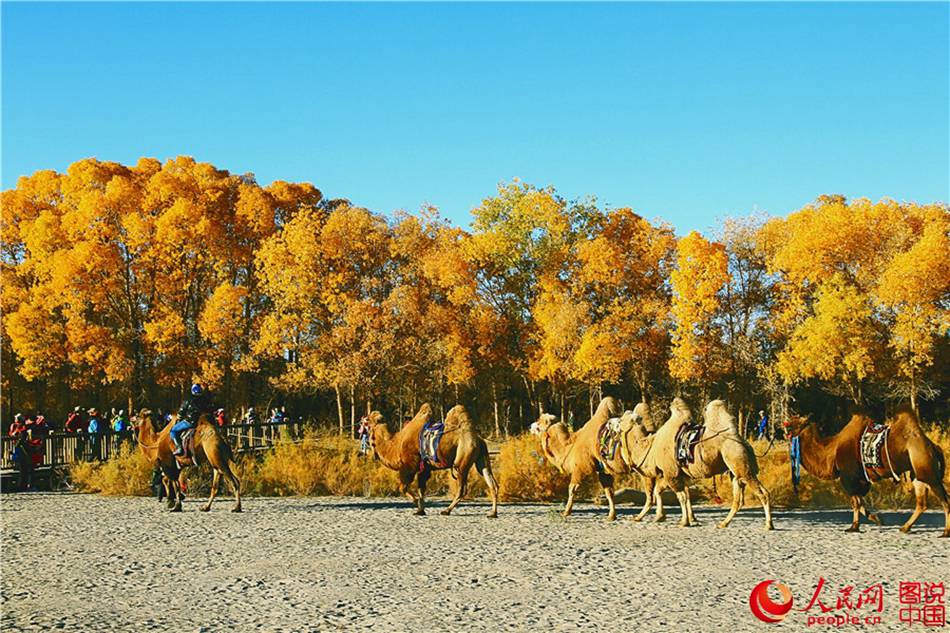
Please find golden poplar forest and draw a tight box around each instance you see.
[2,156,948,434]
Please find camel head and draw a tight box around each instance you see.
[530,413,559,436]
[784,414,813,437]
[363,411,388,460]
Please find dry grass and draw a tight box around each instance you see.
[68,425,950,513]
[70,444,154,496]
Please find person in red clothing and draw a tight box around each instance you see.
[215,408,227,427]
[7,413,26,436]
[64,407,85,433]
[26,415,50,438]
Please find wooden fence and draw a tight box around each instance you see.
[0,421,301,472]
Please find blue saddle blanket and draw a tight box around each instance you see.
[419,420,448,468]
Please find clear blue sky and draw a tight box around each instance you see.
[3,2,948,234]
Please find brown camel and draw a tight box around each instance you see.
[365,403,499,518]
[530,397,627,520]
[137,409,242,513]
[640,399,774,530]
[785,407,948,537]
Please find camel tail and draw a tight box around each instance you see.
[475,438,496,480]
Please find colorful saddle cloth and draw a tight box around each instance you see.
[598,418,623,462]
[174,429,197,467]
[419,420,448,469]
[860,421,895,481]
[675,423,704,467]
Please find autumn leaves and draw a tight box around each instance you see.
[2,159,947,423]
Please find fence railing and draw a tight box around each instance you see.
[0,421,301,471]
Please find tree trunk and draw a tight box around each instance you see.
[349,385,355,437]
[335,383,344,435]
[492,379,500,438]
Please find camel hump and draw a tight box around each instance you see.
[444,405,472,428]
[594,397,622,420]
[892,405,920,425]
[417,403,432,418]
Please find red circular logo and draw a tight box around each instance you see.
[750,580,794,623]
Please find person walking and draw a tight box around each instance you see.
[87,408,104,461]
[756,410,769,440]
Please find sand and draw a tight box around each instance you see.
[1,493,947,632]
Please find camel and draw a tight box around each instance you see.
[137,409,242,513]
[365,403,499,518]
[616,401,671,523]
[785,407,948,537]
[635,399,774,530]
[530,397,629,520]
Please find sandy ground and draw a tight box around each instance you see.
[1,493,947,632]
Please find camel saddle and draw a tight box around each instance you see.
[598,418,623,462]
[175,429,197,466]
[860,421,896,481]
[675,423,704,467]
[419,420,448,470]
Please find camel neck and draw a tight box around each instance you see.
[798,425,837,480]
[372,425,405,470]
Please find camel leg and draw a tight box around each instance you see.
[746,476,774,531]
[927,480,950,538]
[598,473,616,521]
[673,488,690,527]
[859,497,881,525]
[685,486,699,526]
[201,470,221,512]
[399,471,422,515]
[563,481,580,518]
[162,464,182,512]
[475,445,499,518]
[634,477,653,522]
[223,463,243,513]
[848,495,863,533]
[415,468,431,516]
[718,477,743,529]
[901,480,929,534]
[654,480,667,523]
[442,465,469,516]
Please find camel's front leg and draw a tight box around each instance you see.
[598,472,616,521]
[415,468,431,516]
[849,497,863,533]
[634,476,654,522]
[673,487,690,527]
[563,481,580,518]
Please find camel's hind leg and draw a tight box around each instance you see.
[718,477,744,529]
[475,441,499,518]
[563,480,581,518]
[745,476,774,531]
[161,464,182,512]
[685,486,699,526]
[597,472,617,521]
[634,476,654,522]
[900,480,929,534]
[201,470,222,512]
[653,479,667,522]
[442,464,470,516]
[222,462,243,513]
[927,480,950,538]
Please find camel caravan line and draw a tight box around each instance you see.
[133,398,948,538]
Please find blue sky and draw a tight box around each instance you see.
[3,2,948,234]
